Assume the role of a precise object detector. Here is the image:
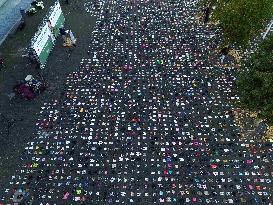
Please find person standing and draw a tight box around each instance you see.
[59,27,67,44]
[0,52,4,68]
[202,2,212,24]
[203,6,210,24]
[69,30,77,46]
[47,20,53,31]
[47,20,55,42]
[64,30,72,47]
[220,45,230,64]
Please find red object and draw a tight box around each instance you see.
[256,186,262,190]
[211,164,217,169]
[131,117,140,122]
[195,152,200,157]
[16,84,36,100]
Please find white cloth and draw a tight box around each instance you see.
[25,75,33,81]
[220,55,225,64]
[69,30,76,44]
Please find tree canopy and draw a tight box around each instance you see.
[237,34,273,124]
[199,0,273,47]
[198,0,273,124]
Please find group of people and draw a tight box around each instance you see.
[0,0,272,204]
[59,26,76,47]
[47,19,76,47]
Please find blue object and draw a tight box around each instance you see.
[0,0,32,44]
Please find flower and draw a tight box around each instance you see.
[28,7,37,14]
[36,1,44,9]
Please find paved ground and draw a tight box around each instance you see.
[0,0,272,204]
[0,0,96,197]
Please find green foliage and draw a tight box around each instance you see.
[237,35,273,124]
[199,0,273,47]
[198,0,273,123]
[197,0,216,8]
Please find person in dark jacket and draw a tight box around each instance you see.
[0,52,4,67]
[202,3,211,24]
[59,27,66,43]
[220,45,230,64]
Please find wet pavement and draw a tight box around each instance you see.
[0,0,272,204]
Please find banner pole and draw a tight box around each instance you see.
[263,20,273,39]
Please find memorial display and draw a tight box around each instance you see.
[0,0,272,204]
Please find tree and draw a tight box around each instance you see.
[199,0,273,47]
[237,34,273,124]
[197,0,273,124]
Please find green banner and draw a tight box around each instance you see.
[30,0,65,68]
[53,13,65,36]
[39,37,54,65]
